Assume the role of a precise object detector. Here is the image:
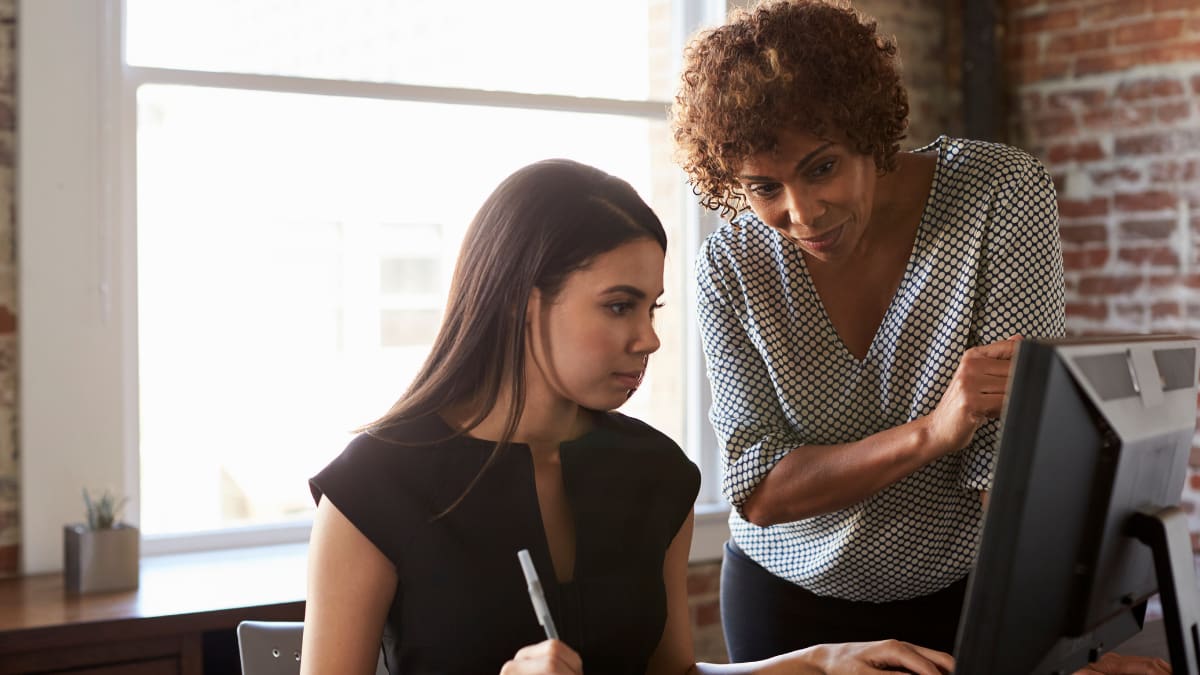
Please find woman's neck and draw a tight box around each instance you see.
[446,382,592,448]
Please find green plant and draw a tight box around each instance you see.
[82,488,129,530]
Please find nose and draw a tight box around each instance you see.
[633,317,661,357]
[782,188,826,238]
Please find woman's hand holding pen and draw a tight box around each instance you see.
[923,336,1022,456]
[500,640,583,675]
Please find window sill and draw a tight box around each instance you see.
[690,501,730,563]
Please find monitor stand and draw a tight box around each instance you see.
[1129,506,1200,675]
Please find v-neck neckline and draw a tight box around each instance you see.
[792,136,946,365]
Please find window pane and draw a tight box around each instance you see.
[126,0,680,100]
[136,85,686,536]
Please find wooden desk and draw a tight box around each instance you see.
[0,544,307,674]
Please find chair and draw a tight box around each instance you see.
[237,620,388,675]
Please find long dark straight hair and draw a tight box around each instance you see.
[365,159,667,515]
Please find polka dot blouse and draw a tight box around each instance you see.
[696,136,1067,602]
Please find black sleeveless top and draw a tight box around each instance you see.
[309,411,701,674]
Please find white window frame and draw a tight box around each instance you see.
[18,0,729,574]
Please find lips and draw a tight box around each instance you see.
[797,223,844,252]
[613,371,644,390]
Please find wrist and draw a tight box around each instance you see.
[912,414,956,460]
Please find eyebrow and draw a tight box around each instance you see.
[601,285,664,299]
[736,141,835,182]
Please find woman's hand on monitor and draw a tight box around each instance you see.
[925,337,1022,454]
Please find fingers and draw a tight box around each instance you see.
[909,644,956,673]
[500,640,582,675]
[862,640,952,675]
[1083,652,1171,675]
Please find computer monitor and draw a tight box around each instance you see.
[953,334,1200,675]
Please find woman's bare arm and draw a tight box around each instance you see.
[300,497,398,675]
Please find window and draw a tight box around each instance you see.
[19,0,727,571]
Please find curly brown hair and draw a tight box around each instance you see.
[670,0,909,218]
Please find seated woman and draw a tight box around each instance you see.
[300,158,955,674]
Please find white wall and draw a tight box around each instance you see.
[18,0,136,574]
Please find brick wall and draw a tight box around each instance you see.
[0,0,16,579]
[1002,0,1200,542]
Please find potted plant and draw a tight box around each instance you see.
[63,488,139,593]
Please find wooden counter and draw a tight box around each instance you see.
[0,544,307,674]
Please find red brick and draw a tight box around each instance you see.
[1081,109,1115,130]
[1083,0,1150,24]
[1157,101,1194,124]
[1191,445,1200,467]
[1047,141,1106,163]
[1046,29,1112,57]
[1060,223,1110,244]
[1153,0,1197,10]
[1192,74,1200,95]
[687,569,718,595]
[1115,130,1200,156]
[694,600,721,627]
[1090,166,1142,188]
[1059,196,1110,218]
[1047,88,1109,112]
[1114,190,1178,212]
[1020,91,1043,115]
[1077,52,1142,77]
[1033,114,1078,138]
[1014,59,1072,84]
[1118,246,1180,266]
[1066,300,1109,320]
[1119,219,1177,240]
[1191,531,1200,552]
[1077,275,1143,295]
[1115,18,1186,46]
[1148,159,1200,183]
[1148,274,1191,289]
[1062,248,1111,270]
[1114,302,1147,322]
[1118,105,1161,129]
[1008,36,1042,62]
[0,545,15,576]
[1152,301,1181,319]
[1017,8,1081,34]
[1137,41,1200,66]
[1115,77,1186,101]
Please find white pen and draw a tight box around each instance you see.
[517,548,560,641]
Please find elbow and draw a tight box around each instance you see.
[740,491,780,527]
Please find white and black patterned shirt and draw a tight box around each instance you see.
[696,136,1067,602]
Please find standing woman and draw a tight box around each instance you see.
[301,159,955,674]
[670,0,1066,660]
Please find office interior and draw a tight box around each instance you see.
[2,0,1200,672]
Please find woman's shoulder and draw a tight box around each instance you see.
[696,210,786,285]
[593,412,700,478]
[312,414,468,496]
[931,136,1049,190]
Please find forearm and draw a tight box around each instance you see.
[740,416,952,526]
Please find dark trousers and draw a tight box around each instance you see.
[720,540,968,661]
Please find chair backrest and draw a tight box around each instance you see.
[237,620,387,675]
